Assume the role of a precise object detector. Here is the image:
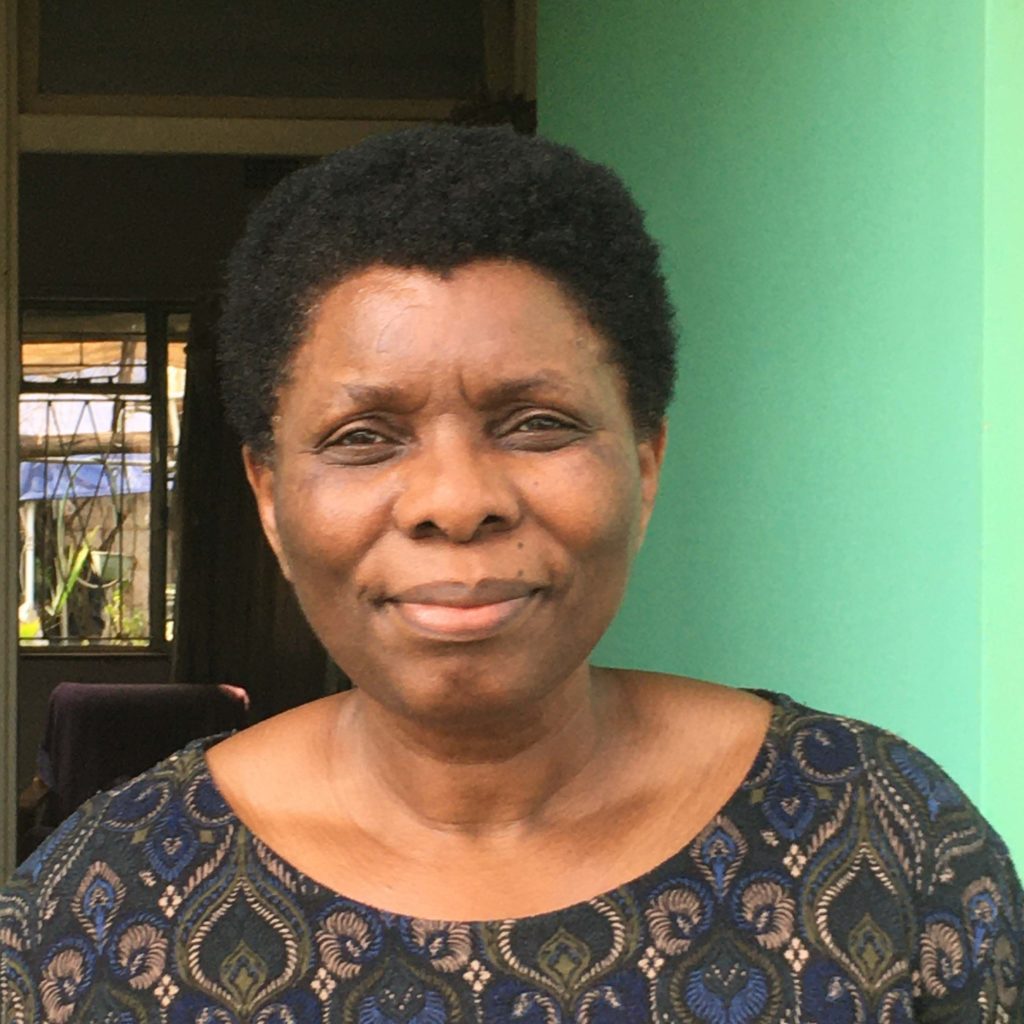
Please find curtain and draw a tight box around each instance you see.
[171,295,345,720]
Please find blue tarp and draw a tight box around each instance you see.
[19,455,153,502]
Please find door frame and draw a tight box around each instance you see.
[1,0,20,881]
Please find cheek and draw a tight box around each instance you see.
[530,446,644,571]
[273,473,384,582]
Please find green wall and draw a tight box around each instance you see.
[982,0,1024,860]
[540,0,1021,857]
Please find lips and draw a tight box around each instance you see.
[390,578,537,606]
[385,578,541,641]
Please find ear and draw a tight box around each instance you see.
[242,446,293,581]
[634,420,668,548]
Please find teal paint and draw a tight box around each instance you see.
[540,0,1018,851]
[982,0,1024,863]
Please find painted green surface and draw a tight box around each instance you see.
[539,2,1004,824]
[982,0,1024,863]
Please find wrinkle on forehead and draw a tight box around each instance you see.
[310,261,603,355]
[289,262,624,420]
[372,305,430,355]
[329,368,597,416]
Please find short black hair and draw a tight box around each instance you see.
[219,125,676,457]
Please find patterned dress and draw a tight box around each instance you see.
[1,692,1021,1023]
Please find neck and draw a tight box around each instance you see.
[326,664,622,837]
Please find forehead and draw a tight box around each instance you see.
[295,260,613,384]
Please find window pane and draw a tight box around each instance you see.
[21,310,147,385]
[18,307,170,648]
[19,394,153,646]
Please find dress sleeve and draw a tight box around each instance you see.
[902,746,1024,1022]
[1,802,106,1024]
[1,831,49,1022]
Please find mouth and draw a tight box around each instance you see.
[384,579,542,641]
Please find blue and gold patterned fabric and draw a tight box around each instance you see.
[2,692,1021,1022]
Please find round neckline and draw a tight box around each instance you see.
[192,688,788,927]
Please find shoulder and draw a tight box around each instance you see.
[762,691,1020,877]
[1,735,236,1010]
[764,692,1014,843]
[758,692,1023,1013]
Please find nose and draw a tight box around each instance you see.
[391,434,522,543]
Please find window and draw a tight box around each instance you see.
[18,304,188,649]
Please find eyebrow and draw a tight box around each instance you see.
[463,372,579,406]
[340,371,580,411]
[340,382,417,410]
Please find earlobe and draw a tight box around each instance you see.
[242,446,293,581]
[635,420,668,547]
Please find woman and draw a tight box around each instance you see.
[2,126,1020,1023]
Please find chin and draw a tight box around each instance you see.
[352,658,568,727]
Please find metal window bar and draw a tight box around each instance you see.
[147,308,168,651]
[18,301,189,651]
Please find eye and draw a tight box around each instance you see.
[320,424,400,464]
[511,414,574,432]
[502,411,585,450]
[336,427,389,446]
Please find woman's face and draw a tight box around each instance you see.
[246,260,666,724]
